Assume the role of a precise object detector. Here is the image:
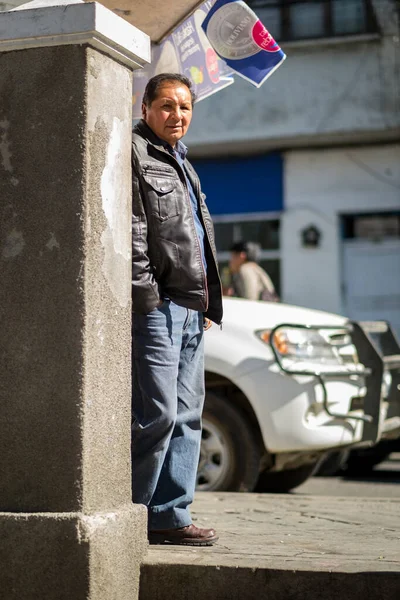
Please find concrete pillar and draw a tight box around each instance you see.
[0,2,150,598]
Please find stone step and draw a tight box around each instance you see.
[140,492,400,600]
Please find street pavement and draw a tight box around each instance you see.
[140,454,400,600]
[296,453,400,498]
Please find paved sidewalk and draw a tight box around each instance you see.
[140,492,400,600]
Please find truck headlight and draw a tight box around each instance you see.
[255,328,345,365]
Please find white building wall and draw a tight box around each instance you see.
[185,1,399,156]
[282,143,400,314]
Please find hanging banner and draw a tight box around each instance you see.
[201,0,286,88]
[132,0,234,120]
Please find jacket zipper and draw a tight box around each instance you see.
[194,175,224,324]
[165,151,209,312]
[183,178,209,313]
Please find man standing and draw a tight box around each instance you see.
[131,74,222,546]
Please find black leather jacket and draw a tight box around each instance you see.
[131,120,223,325]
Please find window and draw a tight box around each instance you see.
[247,0,378,42]
[214,219,280,251]
[213,217,281,295]
[342,212,400,240]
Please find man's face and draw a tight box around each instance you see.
[142,82,193,147]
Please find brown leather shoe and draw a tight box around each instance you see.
[148,524,218,546]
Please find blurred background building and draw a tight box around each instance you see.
[184,0,400,334]
[2,0,399,333]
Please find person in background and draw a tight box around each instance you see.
[131,73,223,546]
[228,241,279,302]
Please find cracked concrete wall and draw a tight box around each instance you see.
[0,45,87,512]
[0,40,148,600]
[0,45,133,514]
[83,47,133,513]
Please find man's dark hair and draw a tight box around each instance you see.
[230,241,261,263]
[142,73,197,107]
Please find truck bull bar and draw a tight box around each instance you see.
[269,321,400,444]
[358,321,400,442]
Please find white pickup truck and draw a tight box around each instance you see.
[197,297,400,493]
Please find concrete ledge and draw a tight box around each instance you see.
[140,565,400,600]
[0,1,150,68]
[0,504,148,600]
[140,492,400,600]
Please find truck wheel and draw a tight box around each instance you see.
[255,461,319,493]
[197,391,260,492]
[344,442,392,475]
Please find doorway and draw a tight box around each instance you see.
[341,213,400,337]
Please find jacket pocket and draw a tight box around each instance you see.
[142,173,179,221]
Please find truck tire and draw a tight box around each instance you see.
[255,461,319,493]
[197,391,260,492]
[345,442,392,475]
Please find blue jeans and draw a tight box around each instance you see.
[131,300,205,530]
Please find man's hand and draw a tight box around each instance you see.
[204,318,212,331]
